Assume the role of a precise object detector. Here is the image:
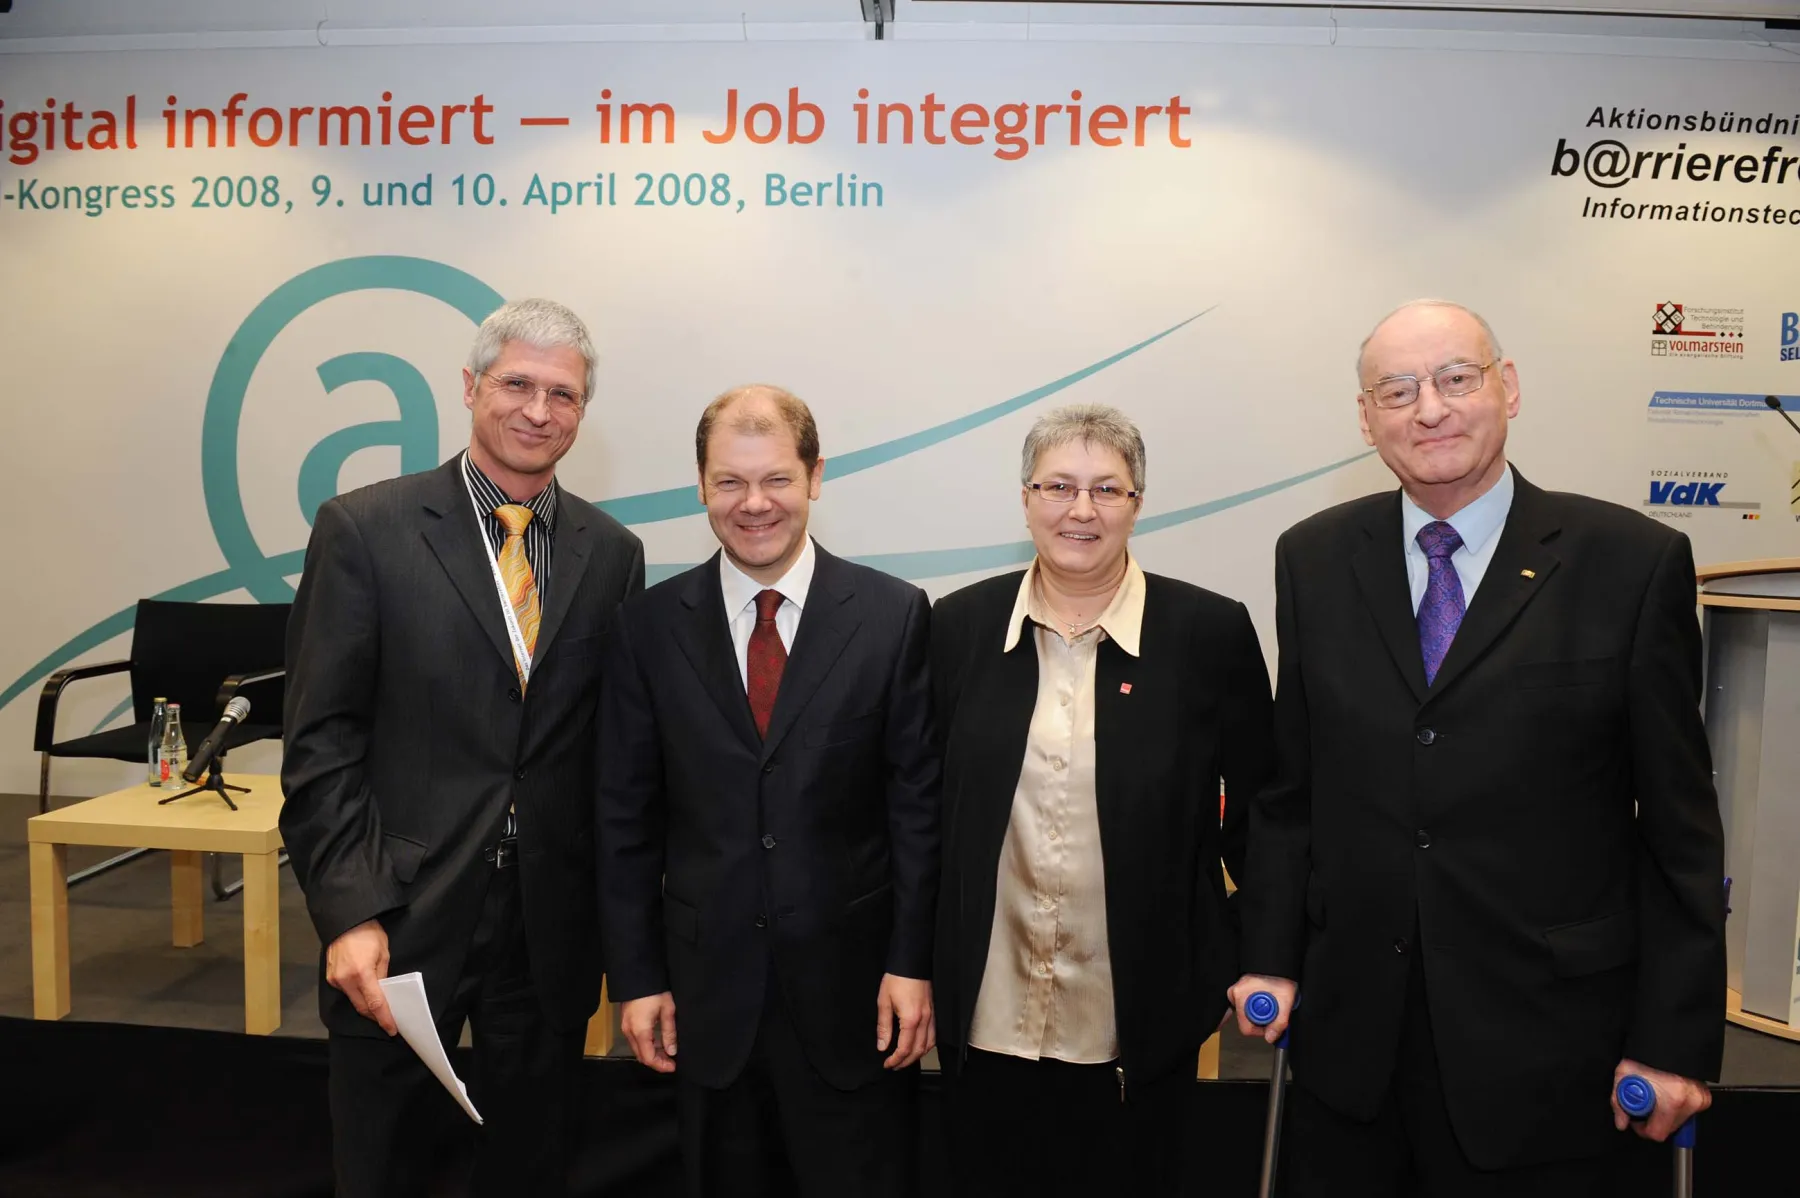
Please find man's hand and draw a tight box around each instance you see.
[325,919,396,1035]
[1226,974,1298,1043]
[877,974,934,1069]
[1612,1059,1711,1142]
[621,993,679,1073]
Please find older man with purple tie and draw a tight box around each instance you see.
[1229,299,1725,1198]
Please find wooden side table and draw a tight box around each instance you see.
[29,774,287,1035]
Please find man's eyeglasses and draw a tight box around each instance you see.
[1026,481,1141,507]
[1361,360,1497,410]
[482,372,585,414]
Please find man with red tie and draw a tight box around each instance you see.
[597,385,940,1196]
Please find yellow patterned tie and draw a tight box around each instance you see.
[493,505,541,687]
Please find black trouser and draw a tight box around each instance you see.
[943,1048,1199,1198]
[1281,954,1610,1198]
[327,862,586,1198]
[677,975,919,1198]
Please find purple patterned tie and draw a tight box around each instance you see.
[1416,521,1465,686]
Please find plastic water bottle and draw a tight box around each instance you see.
[159,701,186,785]
[147,697,168,786]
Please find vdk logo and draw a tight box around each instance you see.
[1782,312,1798,362]
[1649,479,1724,505]
[1644,470,1760,515]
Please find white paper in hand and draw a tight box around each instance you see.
[377,972,483,1124]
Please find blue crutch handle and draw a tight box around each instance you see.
[1246,990,1292,1050]
[1616,1075,1697,1147]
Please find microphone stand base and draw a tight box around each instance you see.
[158,762,247,810]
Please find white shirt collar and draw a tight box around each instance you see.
[720,535,816,618]
[1400,464,1515,557]
[1002,554,1147,657]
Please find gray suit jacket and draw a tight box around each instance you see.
[282,455,644,1037]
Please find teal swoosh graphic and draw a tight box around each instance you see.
[597,308,1214,526]
[3,551,308,716]
[643,450,1375,586]
[3,304,1362,723]
[10,310,1215,714]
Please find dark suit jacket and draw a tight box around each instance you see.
[596,543,940,1091]
[281,455,644,1038]
[930,569,1275,1090]
[1241,467,1725,1169]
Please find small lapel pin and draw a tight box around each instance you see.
[1119,682,1133,695]
[1520,569,1536,579]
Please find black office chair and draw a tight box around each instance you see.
[34,599,289,888]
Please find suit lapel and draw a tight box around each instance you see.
[675,555,762,752]
[531,486,593,665]
[419,457,515,677]
[760,546,862,763]
[1425,470,1562,700]
[1350,492,1429,706]
[1092,637,1138,860]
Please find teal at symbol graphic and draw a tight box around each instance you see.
[1,255,1370,716]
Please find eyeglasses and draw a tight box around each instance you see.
[1026,481,1141,507]
[482,372,585,414]
[1361,360,1497,410]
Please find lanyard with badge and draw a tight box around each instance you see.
[463,457,534,688]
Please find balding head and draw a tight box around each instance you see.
[1357,299,1504,382]
[695,384,821,474]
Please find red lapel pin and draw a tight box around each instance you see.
[1119,683,1133,694]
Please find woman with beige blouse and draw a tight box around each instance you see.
[929,403,1276,1195]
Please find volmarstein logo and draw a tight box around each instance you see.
[1650,302,1744,359]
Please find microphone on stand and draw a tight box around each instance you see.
[181,696,251,783]
[1766,395,1800,440]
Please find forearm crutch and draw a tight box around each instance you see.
[1246,991,1292,1198]
[1616,1074,1697,1198]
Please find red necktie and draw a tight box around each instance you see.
[747,589,787,738]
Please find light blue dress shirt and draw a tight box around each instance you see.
[1401,466,1516,615]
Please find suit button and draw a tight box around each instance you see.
[754,914,768,928]
[1416,829,1431,849]
[1393,937,1410,953]
[762,763,774,775]
[514,767,527,781]
[507,687,521,703]
[761,834,777,849]
[1416,728,1437,745]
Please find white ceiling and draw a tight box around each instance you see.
[1,0,1794,43]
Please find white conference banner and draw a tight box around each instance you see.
[3,39,1797,796]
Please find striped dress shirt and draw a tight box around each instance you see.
[460,451,558,844]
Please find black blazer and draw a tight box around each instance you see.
[931,568,1275,1090]
[281,456,644,1038]
[596,544,940,1091]
[1241,468,1725,1170]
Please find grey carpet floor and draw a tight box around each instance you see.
[5,793,1797,1085]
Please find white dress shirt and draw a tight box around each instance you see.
[719,536,816,688]
[1401,466,1516,615]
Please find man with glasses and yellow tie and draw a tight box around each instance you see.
[1228,299,1723,1197]
[282,298,644,1196]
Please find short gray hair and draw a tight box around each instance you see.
[467,298,598,402]
[1356,299,1504,380]
[1020,403,1147,492]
